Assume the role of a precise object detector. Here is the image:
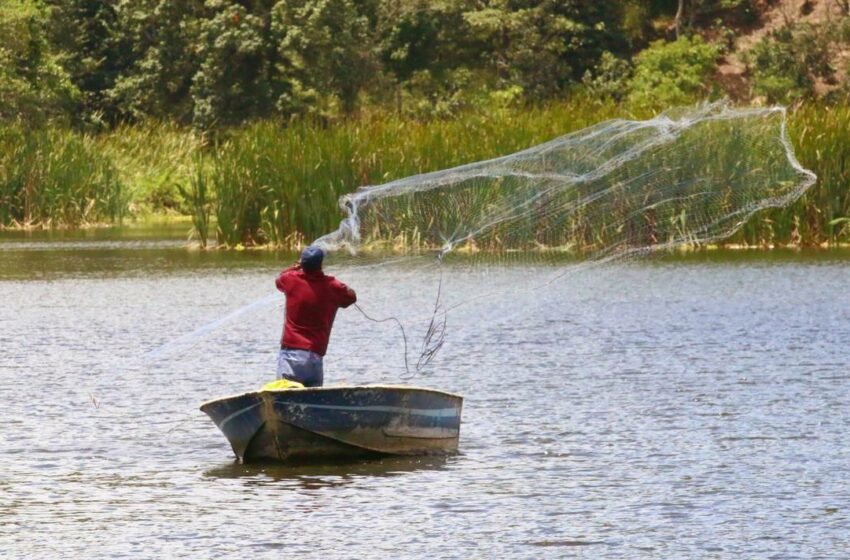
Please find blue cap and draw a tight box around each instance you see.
[300,246,324,271]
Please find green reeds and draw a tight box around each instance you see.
[96,122,203,215]
[725,103,850,246]
[788,104,850,245]
[0,126,126,228]
[2,97,847,247]
[179,154,212,247]
[204,98,628,247]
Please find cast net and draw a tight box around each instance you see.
[312,101,815,376]
[151,102,816,379]
[316,102,813,261]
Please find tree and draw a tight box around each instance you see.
[463,0,624,99]
[191,0,279,129]
[376,0,481,82]
[674,0,684,38]
[108,0,205,123]
[378,1,449,83]
[0,0,78,124]
[46,0,135,126]
[746,23,837,104]
[272,0,375,116]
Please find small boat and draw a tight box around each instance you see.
[201,385,463,463]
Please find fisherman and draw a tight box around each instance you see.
[274,246,357,387]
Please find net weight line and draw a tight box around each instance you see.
[353,265,446,379]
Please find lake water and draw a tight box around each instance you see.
[1,226,848,558]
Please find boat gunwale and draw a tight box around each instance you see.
[200,384,464,411]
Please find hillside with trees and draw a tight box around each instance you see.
[2,0,847,126]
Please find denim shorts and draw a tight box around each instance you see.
[277,348,324,387]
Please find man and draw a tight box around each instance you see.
[274,246,356,387]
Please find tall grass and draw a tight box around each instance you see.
[178,153,212,247]
[2,98,848,246]
[788,104,850,245]
[724,104,850,246]
[727,104,850,246]
[0,127,126,227]
[204,98,850,249]
[96,122,203,215]
[205,98,635,247]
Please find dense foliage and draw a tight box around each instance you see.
[0,0,77,124]
[0,0,779,128]
[3,100,847,249]
[2,0,849,127]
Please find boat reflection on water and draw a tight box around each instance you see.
[203,454,456,488]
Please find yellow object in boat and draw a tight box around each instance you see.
[261,378,305,391]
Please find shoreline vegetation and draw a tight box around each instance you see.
[2,98,849,250]
[3,2,850,250]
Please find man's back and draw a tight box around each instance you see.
[276,267,356,356]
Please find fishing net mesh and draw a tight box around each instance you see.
[316,102,814,262]
[313,102,816,377]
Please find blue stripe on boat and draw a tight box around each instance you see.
[219,401,458,430]
[286,403,460,417]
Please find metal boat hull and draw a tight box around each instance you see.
[201,385,463,463]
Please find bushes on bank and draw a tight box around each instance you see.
[627,36,721,107]
[747,24,836,103]
[747,19,850,104]
[582,36,721,109]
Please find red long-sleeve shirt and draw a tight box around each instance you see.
[275,267,356,356]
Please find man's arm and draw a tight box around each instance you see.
[333,279,357,308]
[275,262,300,293]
